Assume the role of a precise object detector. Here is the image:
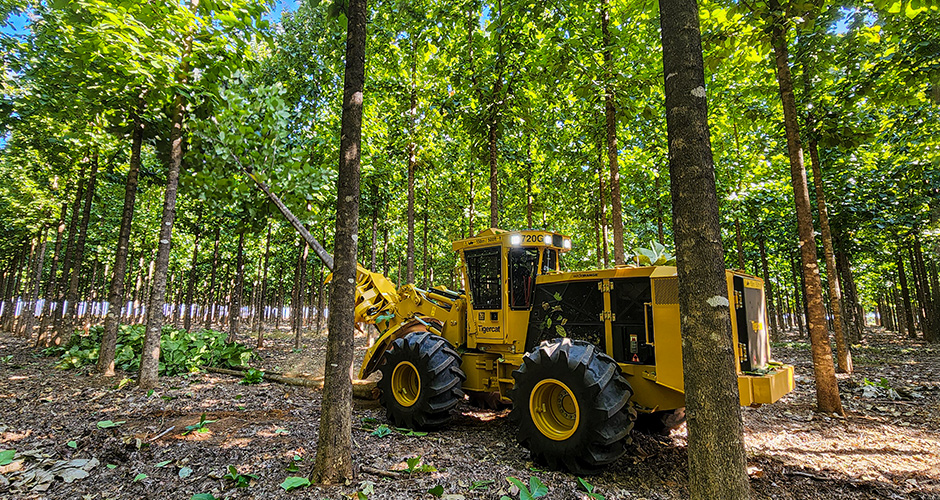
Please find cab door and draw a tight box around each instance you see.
[463,246,504,343]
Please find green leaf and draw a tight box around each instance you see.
[179,466,193,478]
[528,476,548,498]
[133,473,147,482]
[190,494,216,500]
[470,479,494,490]
[155,460,172,467]
[106,464,117,469]
[371,424,391,437]
[280,476,311,491]
[96,420,126,429]
[428,484,444,497]
[0,450,15,466]
[67,440,77,449]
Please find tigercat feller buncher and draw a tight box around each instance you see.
[354,228,794,474]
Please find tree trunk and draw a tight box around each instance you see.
[467,171,474,238]
[183,213,203,332]
[790,257,805,337]
[138,41,191,388]
[291,240,305,347]
[769,5,842,415]
[57,152,98,346]
[912,239,936,341]
[897,253,917,339]
[255,222,271,347]
[311,0,364,482]
[371,183,379,271]
[488,83,501,229]
[655,169,665,245]
[596,144,609,268]
[526,165,533,228]
[658,1,750,497]
[20,227,48,339]
[37,204,67,344]
[407,57,417,285]
[807,137,851,373]
[929,259,940,343]
[734,218,745,270]
[294,243,308,349]
[758,237,778,340]
[603,0,624,265]
[205,228,220,330]
[229,231,245,342]
[52,162,87,336]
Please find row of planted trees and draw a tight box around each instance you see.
[0,0,937,407]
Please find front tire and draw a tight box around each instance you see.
[510,338,635,475]
[377,331,465,429]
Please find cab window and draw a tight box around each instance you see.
[465,247,502,309]
[542,248,558,273]
[509,247,540,309]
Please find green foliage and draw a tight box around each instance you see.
[182,413,216,435]
[280,476,311,491]
[632,240,677,267]
[95,420,125,429]
[500,476,548,500]
[190,495,217,500]
[133,473,147,482]
[44,325,255,376]
[577,477,605,500]
[403,456,436,474]
[428,484,444,497]
[863,377,892,389]
[0,450,15,466]
[239,368,265,384]
[223,465,257,487]
[470,479,495,491]
[371,424,392,437]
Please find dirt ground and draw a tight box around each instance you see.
[0,325,938,500]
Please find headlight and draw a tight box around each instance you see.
[563,238,572,250]
[510,234,522,246]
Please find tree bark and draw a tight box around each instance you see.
[255,222,271,347]
[603,0,624,265]
[183,212,203,332]
[20,227,48,338]
[52,161,87,336]
[96,115,143,375]
[758,237,778,340]
[205,228,220,330]
[37,204,67,344]
[407,54,417,284]
[311,0,364,482]
[293,242,308,349]
[596,144,609,268]
[138,31,192,388]
[807,137,851,373]
[734,218,745,270]
[370,183,379,271]
[658,2,750,497]
[897,253,916,339]
[57,152,98,346]
[769,4,843,415]
[229,231,245,342]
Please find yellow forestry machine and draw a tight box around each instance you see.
[354,228,794,474]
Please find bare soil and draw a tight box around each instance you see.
[0,326,938,499]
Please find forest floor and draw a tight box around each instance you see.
[0,325,938,500]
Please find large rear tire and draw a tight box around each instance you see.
[510,338,636,475]
[377,331,465,429]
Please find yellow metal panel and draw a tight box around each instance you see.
[737,365,795,405]
[652,303,684,392]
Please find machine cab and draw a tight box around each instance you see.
[452,229,571,353]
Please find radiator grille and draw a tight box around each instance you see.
[654,278,679,305]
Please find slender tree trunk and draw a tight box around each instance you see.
[312,0,364,481]
[912,240,936,341]
[596,145,609,268]
[371,183,379,271]
[467,171,474,237]
[228,231,245,342]
[655,169,665,245]
[807,137,851,373]
[315,264,326,334]
[255,222,271,347]
[294,243,308,349]
[407,53,417,285]
[734,218,745,270]
[603,0,624,265]
[57,152,98,346]
[526,166,533,228]
[769,6,842,415]
[37,204,67,344]
[791,256,805,338]
[138,28,192,388]
[759,237,778,340]
[897,253,916,339]
[488,85,501,229]
[658,1,750,497]
[20,227,48,338]
[52,162,87,335]
[183,213,203,332]
[205,228,220,330]
[2,249,25,332]
[291,240,304,346]
[929,259,940,343]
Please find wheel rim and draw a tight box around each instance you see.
[391,361,420,407]
[529,378,579,441]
